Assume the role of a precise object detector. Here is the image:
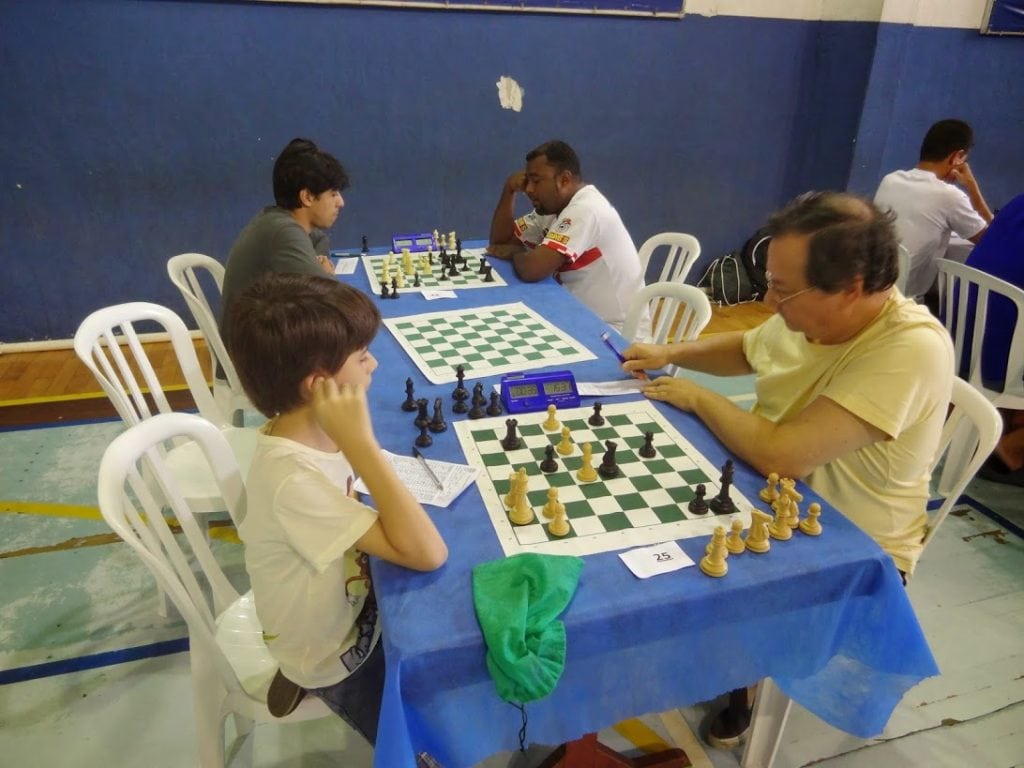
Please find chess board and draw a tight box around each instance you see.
[383,302,596,384]
[363,248,507,294]
[454,400,754,557]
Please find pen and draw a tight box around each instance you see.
[412,446,445,492]
[601,332,648,380]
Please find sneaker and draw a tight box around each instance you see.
[267,669,307,717]
[704,688,752,749]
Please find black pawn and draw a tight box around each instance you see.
[638,431,657,459]
[390,277,400,298]
[486,391,504,416]
[438,265,448,281]
[709,459,737,515]
[598,440,621,479]
[540,444,559,473]
[688,484,709,515]
[501,418,523,451]
[452,366,469,402]
[428,397,447,433]
[413,271,421,287]
[361,235,368,255]
[380,282,390,300]
[482,264,494,283]
[478,257,488,274]
[415,423,433,448]
[448,261,459,278]
[414,398,429,429]
[588,402,605,426]
[401,378,417,412]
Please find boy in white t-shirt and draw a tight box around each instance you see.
[227,273,447,744]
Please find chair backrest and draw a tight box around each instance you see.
[166,253,242,392]
[97,413,246,689]
[923,377,1002,553]
[623,282,712,365]
[935,258,1024,408]
[74,301,227,428]
[637,232,701,285]
[895,244,911,294]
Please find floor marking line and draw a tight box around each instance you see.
[0,500,103,520]
[0,638,189,685]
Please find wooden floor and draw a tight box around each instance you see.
[0,301,774,426]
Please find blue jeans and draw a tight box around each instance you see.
[310,639,385,745]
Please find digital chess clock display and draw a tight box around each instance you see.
[501,370,580,413]
[391,232,436,253]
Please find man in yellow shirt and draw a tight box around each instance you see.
[623,191,954,747]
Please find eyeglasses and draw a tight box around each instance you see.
[765,271,814,306]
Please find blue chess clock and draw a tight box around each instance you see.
[391,232,436,253]
[500,370,580,414]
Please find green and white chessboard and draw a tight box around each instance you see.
[383,302,596,384]
[364,248,507,294]
[454,400,754,557]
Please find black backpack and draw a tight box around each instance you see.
[696,226,771,305]
[738,227,770,300]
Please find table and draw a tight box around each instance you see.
[342,246,938,768]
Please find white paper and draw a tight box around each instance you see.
[618,541,694,578]
[354,450,478,507]
[577,379,647,397]
[421,289,458,300]
[334,258,359,275]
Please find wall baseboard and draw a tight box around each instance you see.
[0,330,204,355]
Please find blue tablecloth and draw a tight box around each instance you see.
[341,246,937,768]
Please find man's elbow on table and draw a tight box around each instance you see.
[513,246,563,283]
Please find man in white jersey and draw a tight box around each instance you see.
[488,140,650,338]
[874,118,992,306]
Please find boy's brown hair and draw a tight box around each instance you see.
[228,273,380,416]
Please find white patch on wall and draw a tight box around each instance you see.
[496,76,524,113]
[687,0,986,27]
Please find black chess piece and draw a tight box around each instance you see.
[688,484,709,515]
[401,378,417,412]
[438,264,448,281]
[501,418,523,451]
[486,391,504,416]
[540,444,559,473]
[709,459,737,515]
[414,398,429,429]
[413,271,421,287]
[428,397,448,433]
[415,423,433,448]
[452,366,469,402]
[598,440,621,478]
[448,261,459,278]
[390,277,400,298]
[482,264,494,283]
[638,431,657,459]
[588,402,605,427]
[467,383,487,418]
[456,237,462,257]
[478,257,488,274]
[380,282,390,299]
[361,235,368,255]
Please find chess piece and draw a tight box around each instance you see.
[540,444,559,473]
[413,271,421,287]
[744,510,772,553]
[769,496,793,540]
[758,472,780,504]
[542,487,563,519]
[556,426,573,456]
[483,264,494,283]
[478,256,488,274]
[779,478,803,527]
[508,470,533,525]
[688,484,709,515]
[452,366,469,401]
[503,472,518,507]
[428,397,447,433]
[468,384,487,419]
[448,261,459,278]
[598,440,621,479]
[361,235,368,255]
[396,269,405,288]
[577,443,598,482]
[588,401,605,426]
[486,391,504,416]
[380,282,390,300]
[501,418,523,451]
[415,423,433,448]
[725,519,746,554]
[709,460,737,515]
[699,526,729,577]
[799,502,823,536]
[401,378,417,412]
[638,431,657,459]
[542,404,559,431]
[390,277,400,298]
[548,503,571,537]
[414,398,429,429]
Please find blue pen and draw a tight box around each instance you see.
[601,332,648,380]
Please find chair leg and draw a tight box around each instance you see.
[192,656,229,768]
[740,678,791,768]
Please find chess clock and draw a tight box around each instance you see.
[500,370,580,414]
[391,232,436,253]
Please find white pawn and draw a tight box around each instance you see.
[396,269,406,288]
[542,404,559,431]
[542,487,563,520]
[700,526,729,577]
[725,519,746,554]
[576,443,598,482]
[799,502,823,536]
[548,502,571,537]
[758,472,780,504]
[556,426,574,456]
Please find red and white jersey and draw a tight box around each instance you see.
[514,185,650,337]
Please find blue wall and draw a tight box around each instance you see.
[1,1,1020,341]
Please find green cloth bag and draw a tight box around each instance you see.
[472,552,584,703]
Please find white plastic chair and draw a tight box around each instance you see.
[935,259,1024,412]
[74,302,258,517]
[167,253,253,426]
[623,282,712,373]
[895,243,911,294]
[97,413,332,768]
[924,377,1002,554]
[637,232,701,284]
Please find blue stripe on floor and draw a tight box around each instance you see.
[0,638,189,685]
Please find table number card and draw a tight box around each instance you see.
[619,541,694,578]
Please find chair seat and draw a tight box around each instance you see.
[167,427,259,512]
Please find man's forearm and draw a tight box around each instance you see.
[965,178,994,223]
[669,331,754,376]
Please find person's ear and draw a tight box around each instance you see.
[298,188,315,208]
[300,371,327,400]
